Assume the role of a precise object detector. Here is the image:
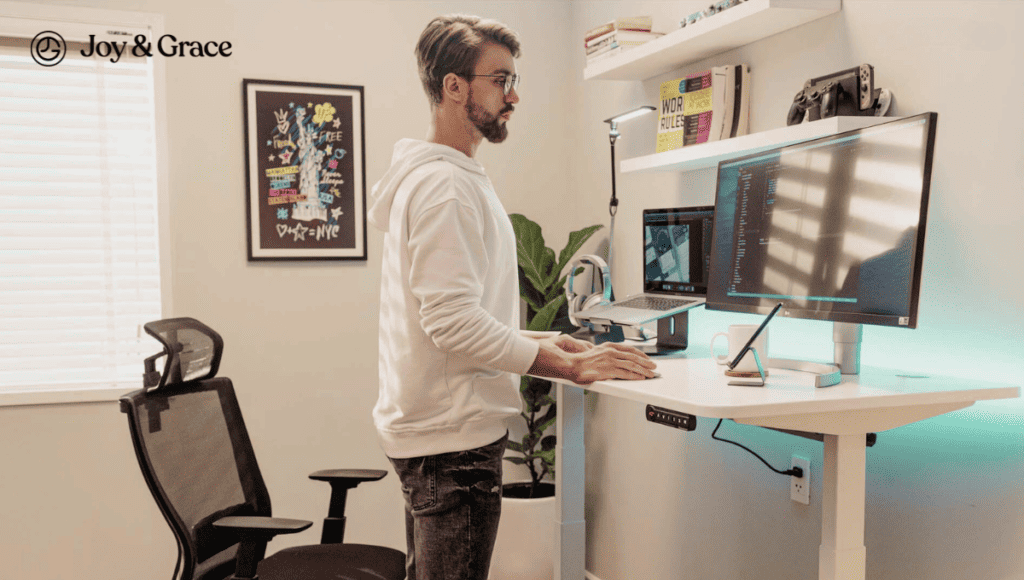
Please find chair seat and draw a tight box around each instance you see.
[258,543,406,580]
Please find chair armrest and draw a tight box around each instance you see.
[309,469,387,488]
[308,469,387,544]
[213,516,313,537]
[213,517,313,580]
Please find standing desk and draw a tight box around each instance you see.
[550,355,1020,580]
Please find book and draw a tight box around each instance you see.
[587,46,623,64]
[585,29,662,49]
[586,34,662,59]
[586,42,617,58]
[655,64,750,153]
[584,16,653,42]
[585,40,652,63]
[585,36,615,54]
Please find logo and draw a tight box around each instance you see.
[30,31,233,66]
[31,31,66,67]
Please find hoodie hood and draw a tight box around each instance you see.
[368,138,486,233]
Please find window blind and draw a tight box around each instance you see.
[0,30,163,395]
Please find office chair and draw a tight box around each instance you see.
[119,317,405,580]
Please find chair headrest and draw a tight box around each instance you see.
[142,317,224,392]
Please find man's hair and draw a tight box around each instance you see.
[415,14,521,106]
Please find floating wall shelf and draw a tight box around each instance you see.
[584,0,841,81]
[621,116,897,174]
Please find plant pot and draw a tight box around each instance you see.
[488,482,555,580]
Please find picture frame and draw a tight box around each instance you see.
[242,79,366,261]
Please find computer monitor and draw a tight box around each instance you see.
[707,112,937,367]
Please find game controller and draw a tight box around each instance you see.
[786,64,892,126]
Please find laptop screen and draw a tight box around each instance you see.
[642,206,715,296]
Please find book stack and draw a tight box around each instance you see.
[656,64,750,153]
[681,0,747,28]
[584,16,662,65]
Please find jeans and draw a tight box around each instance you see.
[389,433,507,580]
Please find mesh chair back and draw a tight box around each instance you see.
[121,318,271,580]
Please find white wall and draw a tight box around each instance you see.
[568,1,1024,580]
[0,1,1021,579]
[0,1,573,577]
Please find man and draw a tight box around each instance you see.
[367,14,657,580]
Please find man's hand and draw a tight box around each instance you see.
[528,335,656,383]
[546,334,593,354]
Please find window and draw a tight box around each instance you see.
[0,5,170,405]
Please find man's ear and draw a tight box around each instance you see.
[441,72,467,104]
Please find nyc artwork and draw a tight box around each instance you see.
[243,79,366,260]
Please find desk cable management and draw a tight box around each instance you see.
[711,419,804,478]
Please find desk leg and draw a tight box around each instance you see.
[554,383,585,580]
[819,434,867,580]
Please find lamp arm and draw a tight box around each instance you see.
[608,123,619,218]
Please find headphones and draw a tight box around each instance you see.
[565,254,612,328]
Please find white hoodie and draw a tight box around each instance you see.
[368,139,540,459]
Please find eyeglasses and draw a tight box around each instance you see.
[467,73,520,96]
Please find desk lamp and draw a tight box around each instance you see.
[603,105,656,285]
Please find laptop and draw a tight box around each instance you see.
[575,205,714,327]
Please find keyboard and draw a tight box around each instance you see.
[616,296,696,311]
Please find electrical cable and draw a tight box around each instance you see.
[711,419,804,478]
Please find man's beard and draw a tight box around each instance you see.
[466,89,510,143]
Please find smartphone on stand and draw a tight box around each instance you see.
[726,302,782,385]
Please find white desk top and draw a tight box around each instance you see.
[559,354,1020,432]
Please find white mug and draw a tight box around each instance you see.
[711,324,768,373]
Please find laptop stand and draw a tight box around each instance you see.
[570,324,625,345]
[572,311,690,356]
[635,310,688,355]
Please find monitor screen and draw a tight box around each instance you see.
[643,206,715,296]
[707,112,937,328]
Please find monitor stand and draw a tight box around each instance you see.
[832,321,862,374]
[766,322,862,387]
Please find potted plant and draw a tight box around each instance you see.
[488,213,602,580]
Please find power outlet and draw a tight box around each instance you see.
[791,456,810,505]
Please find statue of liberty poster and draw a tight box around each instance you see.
[244,80,365,260]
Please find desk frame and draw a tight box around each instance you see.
[551,360,1018,580]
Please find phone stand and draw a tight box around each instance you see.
[725,347,766,386]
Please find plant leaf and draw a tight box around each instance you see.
[527,294,566,332]
[535,448,555,467]
[522,376,552,413]
[546,273,572,304]
[540,247,557,290]
[555,224,604,278]
[509,214,548,293]
[506,440,524,453]
[518,375,530,394]
[503,456,527,465]
[536,413,557,434]
[536,402,557,427]
[521,292,545,314]
[541,435,556,452]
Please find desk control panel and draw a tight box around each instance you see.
[646,404,697,431]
